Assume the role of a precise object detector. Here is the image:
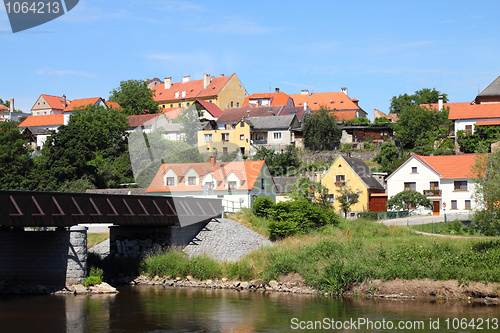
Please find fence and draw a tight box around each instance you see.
[221,199,244,215]
[377,210,410,220]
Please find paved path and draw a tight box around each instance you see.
[183,218,272,262]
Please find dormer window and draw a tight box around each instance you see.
[182,91,186,98]
[188,177,196,185]
[175,91,179,98]
[166,177,174,186]
[228,181,237,189]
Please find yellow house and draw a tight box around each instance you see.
[320,155,385,214]
[197,119,251,156]
[152,73,248,110]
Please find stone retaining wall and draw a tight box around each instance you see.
[299,150,380,164]
[0,226,87,286]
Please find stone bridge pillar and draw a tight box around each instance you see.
[0,226,87,287]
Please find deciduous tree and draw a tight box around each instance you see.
[303,107,341,151]
[386,190,432,211]
[0,121,34,190]
[336,182,362,218]
[37,104,133,191]
[109,79,159,116]
[390,88,448,114]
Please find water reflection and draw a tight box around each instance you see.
[1,286,499,332]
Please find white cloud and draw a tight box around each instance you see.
[36,68,96,78]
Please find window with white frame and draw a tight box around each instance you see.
[228,181,237,189]
[221,133,230,141]
[166,177,174,186]
[335,175,345,184]
[273,132,282,139]
[204,134,212,142]
[188,177,196,185]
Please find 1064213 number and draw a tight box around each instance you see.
[445,318,498,330]
[5,2,60,14]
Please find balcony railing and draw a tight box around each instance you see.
[423,189,442,197]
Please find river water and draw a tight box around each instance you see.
[1,285,499,332]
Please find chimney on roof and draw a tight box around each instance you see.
[301,89,309,95]
[9,98,14,113]
[204,73,210,89]
[182,75,191,83]
[341,87,348,96]
[165,77,172,89]
[211,155,216,173]
[247,110,250,117]
[275,88,280,94]
[62,95,67,108]
[220,74,224,77]
[438,95,444,111]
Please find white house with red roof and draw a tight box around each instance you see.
[20,96,122,150]
[386,154,483,216]
[146,159,276,211]
[425,76,500,135]
[31,94,69,116]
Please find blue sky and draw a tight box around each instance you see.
[1,0,500,118]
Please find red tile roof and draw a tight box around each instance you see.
[243,92,294,106]
[195,99,222,117]
[475,120,500,126]
[128,114,160,127]
[425,102,500,120]
[105,101,121,110]
[146,160,267,193]
[32,94,68,111]
[330,110,358,121]
[161,107,184,120]
[0,105,8,111]
[217,104,284,124]
[289,92,361,111]
[413,154,484,179]
[153,74,233,102]
[63,97,102,112]
[18,114,64,127]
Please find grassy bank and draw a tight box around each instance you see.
[138,212,500,294]
[409,220,484,236]
[87,233,109,249]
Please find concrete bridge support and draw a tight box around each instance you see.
[0,226,87,287]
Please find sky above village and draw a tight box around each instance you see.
[1,0,500,118]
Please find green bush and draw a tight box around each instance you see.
[84,266,103,286]
[268,219,300,241]
[253,196,274,218]
[267,200,339,240]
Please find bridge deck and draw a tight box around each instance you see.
[0,190,222,228]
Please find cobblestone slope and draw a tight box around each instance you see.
[183,218,272,261]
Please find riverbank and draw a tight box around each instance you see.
[128,274,500,304]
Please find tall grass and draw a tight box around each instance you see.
[138,216,500,295]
